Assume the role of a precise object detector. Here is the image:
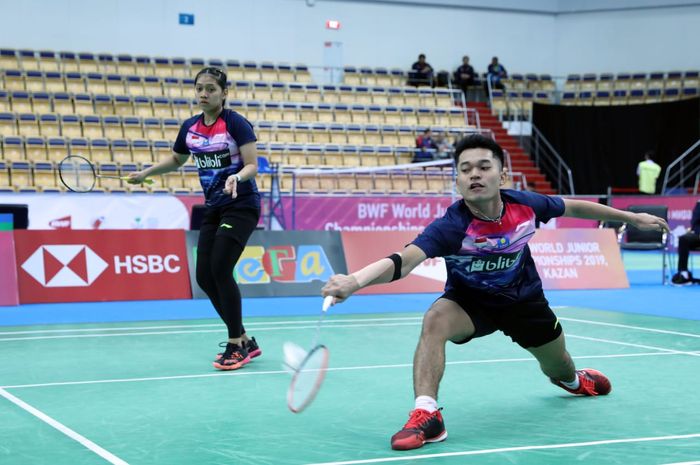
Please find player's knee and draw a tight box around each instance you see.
[421,309,453,339]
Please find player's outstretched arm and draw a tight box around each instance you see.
[322,244,427,304]
[126,152,189,184]
[563,198,669,232]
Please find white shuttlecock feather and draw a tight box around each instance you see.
[282,341,308,374]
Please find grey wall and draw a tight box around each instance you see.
[0,0,697,76]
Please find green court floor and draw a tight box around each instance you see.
[1,307,699,465]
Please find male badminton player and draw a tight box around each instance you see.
[127,67,261,370]
[322,134,670,450]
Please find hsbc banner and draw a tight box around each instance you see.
[0,193,190,230]
[15,230,191,303]
[185,230,347,298]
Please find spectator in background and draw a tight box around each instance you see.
[671,200,700,286]
[414,128,437,162]
[637,151,662,194]
[435,135,454,159]
[486,56,507,92]
[409,54,434,87]
[454,55,475,98]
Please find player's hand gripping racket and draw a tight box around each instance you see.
[58,155,153,192]
[284,295,333,413]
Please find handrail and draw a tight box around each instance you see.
[661,138,700,195]
[530,124,575,195]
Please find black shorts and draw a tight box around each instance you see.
[197,204,260,254]
[440,290,562,349]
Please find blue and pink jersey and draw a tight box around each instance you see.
[173,109,259,209]
[412,190,565,305]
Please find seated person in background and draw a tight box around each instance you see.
[671,200,700,285]
[414,128,437,162]
[454,55,475,97]
[435,135,454,159]
[486,56,507,91]
[408,54,434,87]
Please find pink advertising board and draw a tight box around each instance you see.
[531,228,629,289]
[610,195,699,250]
[0,231,20,305]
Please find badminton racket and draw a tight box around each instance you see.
[58,155,153,192]
[284,295,333,413]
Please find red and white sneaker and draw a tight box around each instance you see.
[390,408,447,450]
[552,368,612,396]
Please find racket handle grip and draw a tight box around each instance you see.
[322,295,334,312]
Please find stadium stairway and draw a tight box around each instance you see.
[470,101,555,194]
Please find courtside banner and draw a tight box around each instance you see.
[530,228,629,289]
[611,195,699,250]
[340,231,445,294]
[0,231,20,306]
[186,230,347,298]
[14,230,191,303]
[0,193,190,230]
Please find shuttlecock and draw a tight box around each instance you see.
[282,342,308,374]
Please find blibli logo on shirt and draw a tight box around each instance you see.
[467,250,522,273]
[193,149,231,170]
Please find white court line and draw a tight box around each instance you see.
[0,321,421,342]
[0,317,423,336]
[662,462,700,465]
[303,433,700,465]
[569,334,700,357]
[560,317,700,339]
[0,351,679,390]
[0,388,129,465]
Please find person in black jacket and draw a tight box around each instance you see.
[454,55,475,98]
[671,200,700,285]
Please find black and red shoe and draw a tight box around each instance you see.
[551,368,612,396]
[390,408,447,451]
[214,338,261,363]
[213,343,250,371]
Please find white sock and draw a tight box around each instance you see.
[560,375,580,390]
[415,395,438,413]
[681,271,690,279]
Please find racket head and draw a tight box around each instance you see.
[58,155,97,193]
[287,344,329,413]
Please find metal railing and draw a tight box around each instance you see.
[529,124,575,195]
[661,138,700,195]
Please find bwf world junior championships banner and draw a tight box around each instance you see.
[280,195,600,231]
[341,229,628,294]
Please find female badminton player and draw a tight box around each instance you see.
[127,67,261,370]
[322,134,670,450]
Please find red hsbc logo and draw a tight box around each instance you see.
[14,230,192,303]
[21,244,108,287]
